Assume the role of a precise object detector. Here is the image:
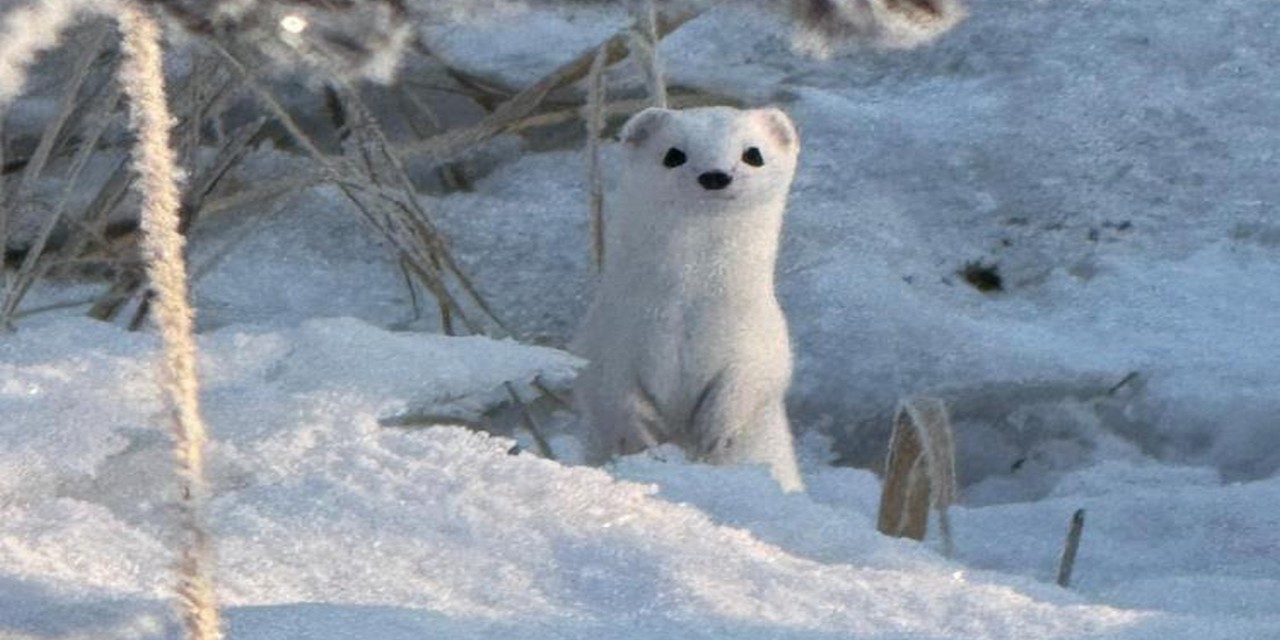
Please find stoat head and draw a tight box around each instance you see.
[618,106,799,212]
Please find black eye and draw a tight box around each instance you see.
[742,147,764,167]
[662,147,687,168]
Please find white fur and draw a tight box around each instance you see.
[572,106,804,492]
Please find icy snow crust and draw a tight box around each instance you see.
[4,0,1280,638]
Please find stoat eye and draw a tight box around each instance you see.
[742,147,765,167]
[662,147,687,168]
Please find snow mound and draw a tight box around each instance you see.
[4,316,1280,638]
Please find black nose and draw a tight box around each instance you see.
[697,171,732,190]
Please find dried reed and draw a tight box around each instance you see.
[630,0,668,109]
[877,396,957,555]
[117,4,222,638]
[584,45,608,271]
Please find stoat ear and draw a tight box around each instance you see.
[755,108,799,152]
[619,107,672,146]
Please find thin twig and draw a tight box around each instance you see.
[190,186,290,283]
[1107,371,1140,396]
[198,174,320,216]
[93,61,244,325]
[209,43,327,160]
[532,377,572,410]
[65,157,136,263]
[0,25,109,314]
[182,118,266,220]
[1057,509,1085,588]
[332,82,509,333]
[630,0,668,108]
[11,295,98,320]
[396,80,445,136]
[397,8,699,160]
[211,42,500,335]
[1,77,122,324]
[506,92,728,134]
[9,24,110,209]
[75,53,235,322]
[1,112,8,301]
[504,381,555,460]
[584,45,608,271]
[398,259,423,323]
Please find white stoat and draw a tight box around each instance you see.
[572,106,804,492]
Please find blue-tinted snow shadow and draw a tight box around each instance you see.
[0,591,1233,640]
[227,602,964,640]
[228,602,1280,640]
[609,455,939,571]
[0,576,172,638]
[227,603,487,640]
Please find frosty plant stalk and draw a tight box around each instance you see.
[0,0,109,289]
[116,4,222,639]
[584,44,608,271]
[629,0,667,109]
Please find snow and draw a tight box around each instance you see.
[422,3,628,88]
[426,0,1280,483]
[4,0,1280,638]
[2,314,1278,638]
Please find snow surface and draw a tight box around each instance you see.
[424,0,1280,483]
[3,316,1279,639]
[3,0,1280,638]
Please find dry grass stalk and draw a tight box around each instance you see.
[87,61,241,326]
[64,158,138,275]
[0,0,105,107]
[7,53,237,325]
[207,44,327,160]
[1057,508,1085,588]
[398,7,700,161]
[630,0,668,109]
[1,57,122,324]
[175,57,228,163]
[190,180,302,283]
[332,82,506,335]
[1,116,8,292]
[584,45,608,271]
[507,92,730,135]
[8,24,110,208]
[124,117,267,330]
[210,39,505,336]
[877,396,957,554]
[504,381,556,460]
[182,118,266,220]
[0,87,122,323]
[116,4,222,639]
[198,174,321,218]
[169,8,701,334]
[1,23,111,324]
[532,376,571,411]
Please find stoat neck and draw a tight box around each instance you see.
[603,192,787,299]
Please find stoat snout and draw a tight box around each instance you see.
[697,171,733,190]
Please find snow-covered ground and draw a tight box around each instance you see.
[4,316,1278,639]
[3,0,1280,638]
[2,315,1278,639]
